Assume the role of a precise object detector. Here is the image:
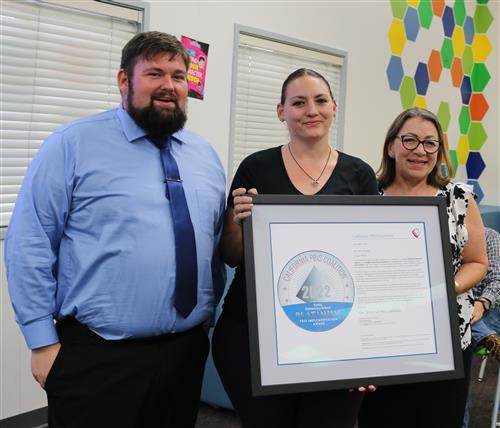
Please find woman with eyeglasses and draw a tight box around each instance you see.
[358,107,488,428]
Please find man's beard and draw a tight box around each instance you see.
[127,84,187,139]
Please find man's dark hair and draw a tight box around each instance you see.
[120,31,190,77]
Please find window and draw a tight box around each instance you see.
[228,28,347,179]
[0,0,143,227]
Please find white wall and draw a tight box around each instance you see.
[149,0,499,205]
[1,0,499,420]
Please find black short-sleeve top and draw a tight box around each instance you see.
[222,146,378,322]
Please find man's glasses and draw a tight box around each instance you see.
[397,134,440,154]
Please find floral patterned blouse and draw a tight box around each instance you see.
[381,182,474,350]
[436,182,475,350]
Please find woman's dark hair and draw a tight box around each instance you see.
[377,107,455,189]
[120,31,190,77]
[280,68,334,104]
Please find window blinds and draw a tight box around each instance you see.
[0,0,140,227]
[230,33,345,179]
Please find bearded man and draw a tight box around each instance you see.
[5,31,226,428]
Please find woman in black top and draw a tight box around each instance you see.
[212,68,378,428]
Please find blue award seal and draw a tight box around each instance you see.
[277,250,355,332]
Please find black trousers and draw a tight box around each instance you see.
[212,311,364,428]
[45,318,209,428]
[358,345,473,428]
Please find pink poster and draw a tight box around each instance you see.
[181,35,209,100]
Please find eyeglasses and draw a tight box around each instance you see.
[397,134,441,154]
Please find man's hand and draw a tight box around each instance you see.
[471,300,485,324]
[31,342,61,389]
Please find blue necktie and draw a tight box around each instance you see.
[151,137,198,318]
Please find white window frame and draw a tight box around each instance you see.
[0,0,146,231]
[227,25,348,181]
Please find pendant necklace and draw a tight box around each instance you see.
[288,143,332,186]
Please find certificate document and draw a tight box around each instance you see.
[271,222,436,365]
[244,195,463,396]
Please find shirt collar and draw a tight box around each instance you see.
[116,105,186,146]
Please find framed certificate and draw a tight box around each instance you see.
[243,195,463,396]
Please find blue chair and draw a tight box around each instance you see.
[480,204,500,233]
[200,267,235,409]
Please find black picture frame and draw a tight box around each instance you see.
[243,194,463,396]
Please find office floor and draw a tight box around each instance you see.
[0,353,495,428]
[195,353,499,428]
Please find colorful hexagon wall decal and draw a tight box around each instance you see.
[389,19,407,55]
[442,6,455,37]
[471,63,491,92]
[462,46,473,75]
[428,49,443,81]
[418,0,433,28]
[414,62,430,95]
[387,56,405,90]
[452,0,466,26]
[456,135,469,164]
[474,5,493,33]
[458,106,470,134]
[463,16,475,45]
[400,76,417,108]
[391,0,409,19]
[452,26,465,57]
[404,7,421,41]
[472,34,492,62]
[432,0,445,17]
[466,152,485,180]
[450,58,463,88]
[437,101,451,131]
[448,149,458,173]
[469,93,489,121]
[441,38,453,69]
[387,0,492,194]
[467,180,484,203]
[468,122,487,150]
[460,75,472,105]
[414,95,427,108]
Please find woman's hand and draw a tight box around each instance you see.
[232,187,258,225]
[220,187,258,267]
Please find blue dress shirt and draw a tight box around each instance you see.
[5,107,226,349]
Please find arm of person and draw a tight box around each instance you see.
[4,132,72,354]
[471,228,500,323]
[220,188,257,267]
[454,198,488,295]
[478,228,500,306]
[31,343,61,389]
